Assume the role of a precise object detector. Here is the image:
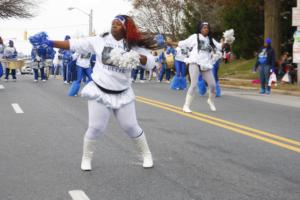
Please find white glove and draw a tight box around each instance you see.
[36,55,41,62]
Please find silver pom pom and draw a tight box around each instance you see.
[223,29,235,44]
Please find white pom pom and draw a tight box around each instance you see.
[211,51,222,64]
[109,48,123,66]
[223,29,235,44]
[109,48,140,69]
[119,50,140,69]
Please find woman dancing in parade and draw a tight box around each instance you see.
[30,15,156,171]
[177,22,226,112]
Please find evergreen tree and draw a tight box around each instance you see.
[222,0,264,59]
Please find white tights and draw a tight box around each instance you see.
[84,100,143,140]
[187,63,216,98]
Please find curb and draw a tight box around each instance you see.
[221,84,300,97]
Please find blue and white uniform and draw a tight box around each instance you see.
[68,52,93,96]
[0,43,4,78]
[69,32,155,171]
[170,47,189,90]
[158,46,175,82]
[3,41,18,80]
[31,45,55,81]
[69,33,154,108]
[179,33,222,112]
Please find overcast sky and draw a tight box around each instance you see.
[0,0,133,46]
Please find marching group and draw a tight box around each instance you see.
[0,15,236,171]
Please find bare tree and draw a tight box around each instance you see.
[182,0,225,36]
[0,0,38,19]
[130,0,184,40]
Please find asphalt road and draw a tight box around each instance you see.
[0,75,299,200]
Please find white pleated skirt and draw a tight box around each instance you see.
[80,81,135,109]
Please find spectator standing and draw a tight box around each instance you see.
[253,38,276,94]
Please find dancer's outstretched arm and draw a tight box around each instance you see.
[52,40,70,50]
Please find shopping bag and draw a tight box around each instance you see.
[281,72,290,83]
[268,72,277,86]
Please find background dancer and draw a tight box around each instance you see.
[3,40,18,81]
[0,37,4,78]
[30,15,157,171]
[177,22,224,112]
[68,52,93,96]
[170,46,189,90]
[61,35,74,84]
[31,45,55,82]
[158,44,175,83]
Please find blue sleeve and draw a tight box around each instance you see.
[8,48,18,59]
[46,47,55,59]
[172,47,176,56]
[158,52,164,63]
[31,49,36,60]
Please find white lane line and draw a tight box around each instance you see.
[0,84,4,89]
[69,190,90,200]
[11,103,24,114]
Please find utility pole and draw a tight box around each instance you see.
[68,7,93,36]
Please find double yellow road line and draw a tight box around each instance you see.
[136,96,300,154]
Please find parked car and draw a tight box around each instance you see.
[20,59,33,75]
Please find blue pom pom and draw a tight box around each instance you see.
[155,34,165,47]
[215,82,221,97]
[180,77,187,90]
[198,77,207,96]
[29,32,51,47]
[170,76,181,90]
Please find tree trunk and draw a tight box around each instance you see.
[264,0,281,60]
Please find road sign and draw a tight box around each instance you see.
[293,42,300,63]
[292,8,300,26]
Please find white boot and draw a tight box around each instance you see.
[81,138,97,171]
[207,98,216,111]
[133,133,153,168]
[183,94,194,113]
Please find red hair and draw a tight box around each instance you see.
[115,15,156,50]
[124,16,141,43]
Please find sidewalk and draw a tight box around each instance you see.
[220,78,300,97]
[222,88,300,109]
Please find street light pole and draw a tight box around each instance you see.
[89,9,93,36]
[68,7,93,36]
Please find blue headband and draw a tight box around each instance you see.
[114,15,126,30]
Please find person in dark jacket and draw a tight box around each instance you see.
[254,38,275,94]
